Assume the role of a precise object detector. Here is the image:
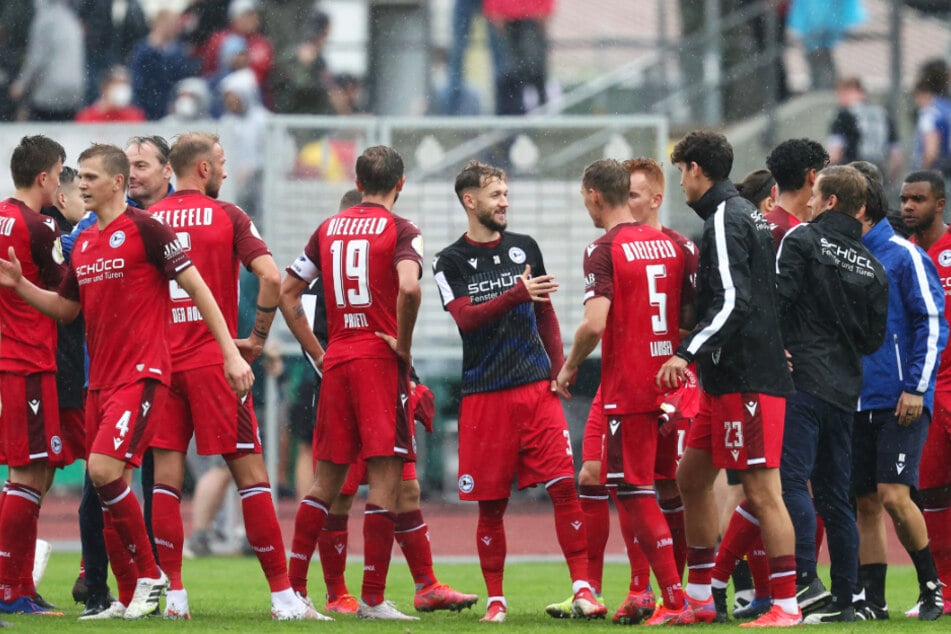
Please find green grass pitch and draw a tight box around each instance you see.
[6,553,946,631]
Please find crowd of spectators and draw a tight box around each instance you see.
[0,0,363,124]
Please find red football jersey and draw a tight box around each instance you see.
[59,208,192,389]
[286,203,423,371]
[919,227,951,388]
[0,197,65,373]
[149,190,270,371]
[764,204,800,249]
[583,222,685,415]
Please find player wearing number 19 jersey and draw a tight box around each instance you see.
[433,160,600,623]
[282,145,424,621]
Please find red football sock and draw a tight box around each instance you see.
[614,489,651,592]
[615,489,684,610]
[288,496,328,595]
[361,504,396,606]
[395,509,436,589]
[768,555,797,602]
[659,494,686,578]
[151,484,183,590]
[477,499,508,598]
[747,536,772,599]
[547,478,589,585]
[317,513,349,601]
[240,483,291,592]
[579,484,610,594]
[102,509,137,606]
[814,510,826,560]
[686,546,716,587]
[924,505,951,602]
[0,483,40,601]
[712,501,760,584]
[97,478,159,579]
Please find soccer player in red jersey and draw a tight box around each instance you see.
[902,169,951,617]
[546,157,698,623]
[0,143,254,620]
[280,145,424,621]
[658,131,801,628]
[763,139,829,248]
[145,132,327,621]
[433,160,601,623]
[555,159,691,625]
[0,135,68,616]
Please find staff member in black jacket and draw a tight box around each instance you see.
[775,165,889,623]
[657,130,801,627]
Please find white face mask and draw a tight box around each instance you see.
[174,95,198,119]
[107,82,133,108]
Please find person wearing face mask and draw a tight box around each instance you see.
[75,66,146,123]
[163,77,213,123]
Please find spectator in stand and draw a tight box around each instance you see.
[76,66,147,123]
[827,77,903,186]
[0,0,35,121]
[163,77,214,124]
[201,0,273,104]
[787,0,867,91]
[9,0,85,122]
[483,0,554,115]
[272,10,345,115]
[180,0,229,55]
[913,59,951,175]
[217,68,267,221]
[444,0,504,116]
[75,0,149,105]
[129,10,201,121]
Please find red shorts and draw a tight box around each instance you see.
[341,459,418,496]
[59,407,86,466]
[150,366,261,456]
[654,416,689,481]
[86,380,167,467]
[0,372,66,467]
[457,381,574,501]
[686,391,785,469]
[315,357,415,464]
[920,389,951,489]
[602,412,659,486]
[583,388,685,481]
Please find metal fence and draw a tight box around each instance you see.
[260,114,670,359]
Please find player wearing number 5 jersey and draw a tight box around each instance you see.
[555,159,690,625]
[433,160,601,623]
[281,145,425,621]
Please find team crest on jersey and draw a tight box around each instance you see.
[50,435,62,455]
[940,250,951,267]
[508,246,526,264]
[109,230,126,248]
[458,474,475,494]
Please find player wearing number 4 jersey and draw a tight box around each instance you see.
[433,160,601,623]
[281,145,424,621]
[0,143,255,620]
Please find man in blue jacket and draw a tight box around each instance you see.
[852,163,948,622]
